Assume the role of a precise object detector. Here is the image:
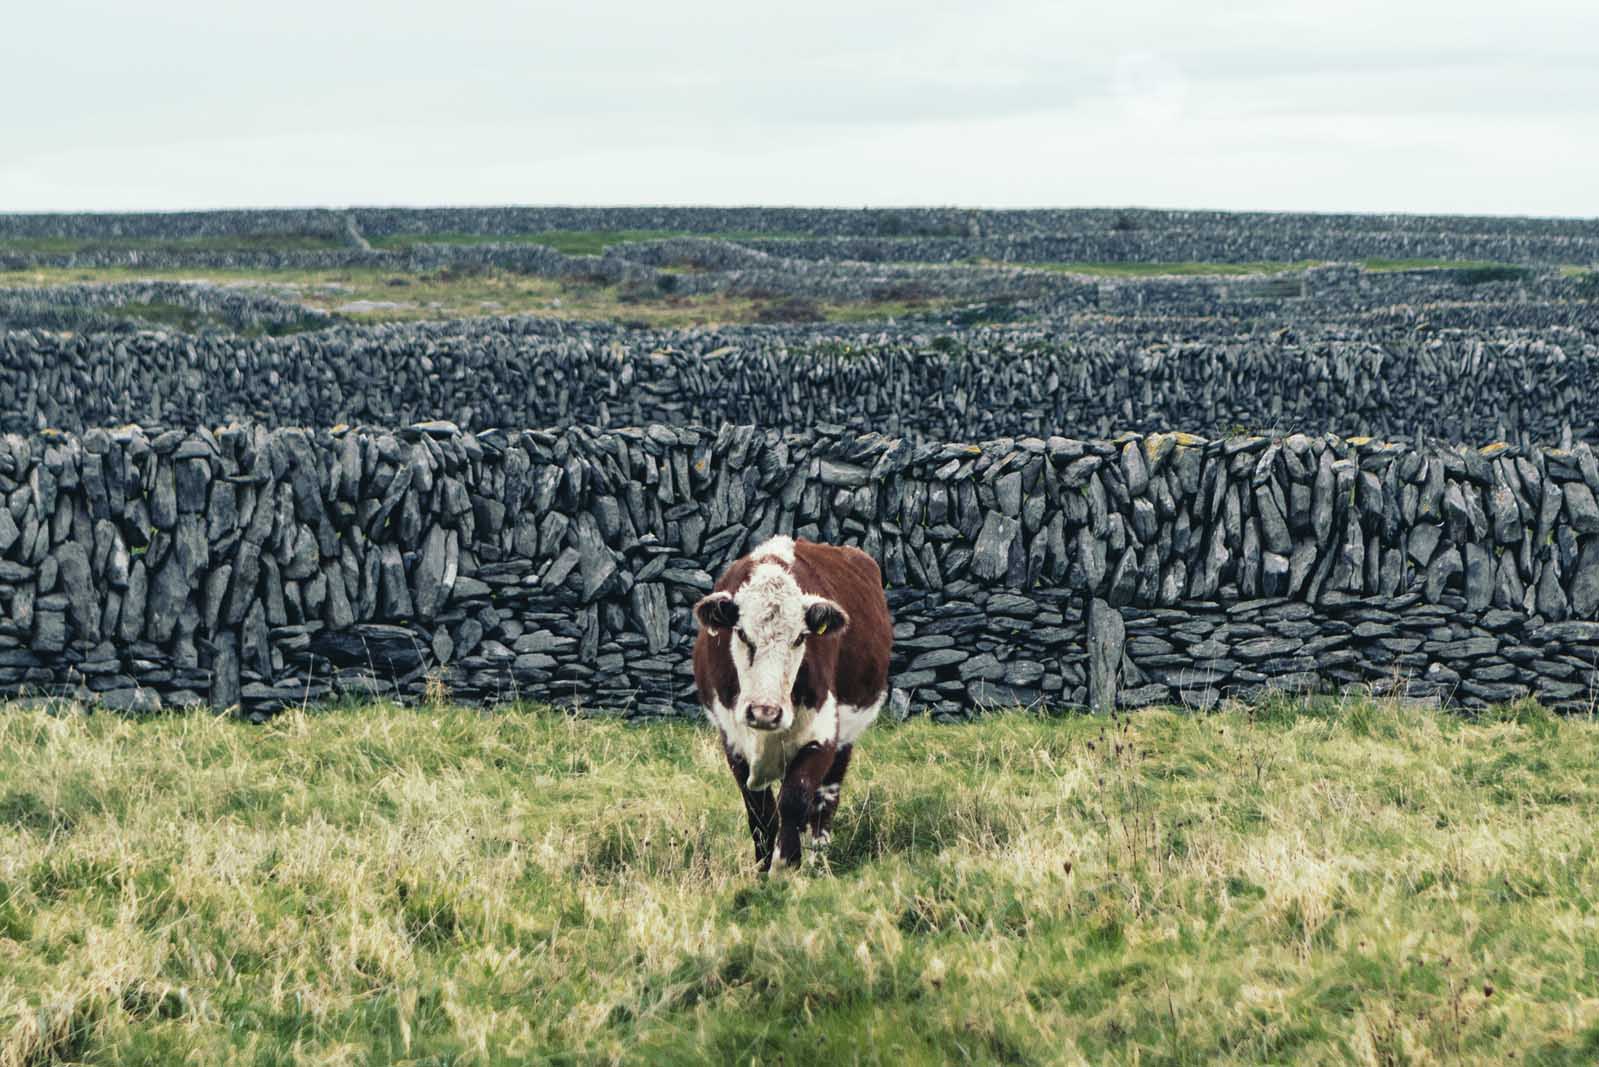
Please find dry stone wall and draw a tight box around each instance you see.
[0,209,350,241]
[7,204,1598,247]
[7,206,1599,271]
[4,313,1595,445]
[0,282,335,335]
[0,423,1596,720]
[742,231,1599,268]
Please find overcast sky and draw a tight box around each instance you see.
[4,1,1595,217]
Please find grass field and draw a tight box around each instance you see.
[4,247,1581,335]
[0,266,942,329]
[3,696,1597,1066]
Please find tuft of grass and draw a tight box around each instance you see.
[2,698,1598,1064]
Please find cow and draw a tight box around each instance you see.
[693,535,892,872]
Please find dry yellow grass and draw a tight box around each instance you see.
[1,695,1597,1065]
[0,266,944,330]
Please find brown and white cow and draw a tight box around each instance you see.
[693,535,892,872]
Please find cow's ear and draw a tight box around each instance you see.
[694,592,739,633]
[804,597,849,637]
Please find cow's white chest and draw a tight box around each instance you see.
[837,691,886,746]
[708,697,839,791]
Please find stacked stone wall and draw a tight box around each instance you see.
[1,424,1595,719]
[4,313,1595,444]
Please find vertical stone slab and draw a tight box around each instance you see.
[211,630,240,710]
[1087,597,1125,714]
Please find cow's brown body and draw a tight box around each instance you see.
[693,536,892,870]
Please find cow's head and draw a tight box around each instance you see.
[694,562,848,731]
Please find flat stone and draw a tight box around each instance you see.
[970,512,1019,583]
[1458,681,1529,705]
[98,687,162,715]
[1233,636,1302,660]
[1530,621,1599,646]
[1571,539,1599,618]
[408,419,461,438]
[889,688,913,721]
[958,652,1005,681]
[984,593,1037,617]
[412,526,450,620]
[1117,682,1169,708]
[909,648,968,671]
[1003,660,1046,687]
[1087,598,1124,713]
[630,582,670,654]
[1121,440,1149,496]
[818,459,870,487]
[1565,482,1599,533]
[309,623,425,676]
[1127,636,1175,657]
[995,471,1023,517]
[1463,542,1493,611]
[1430,637,1499,658]
[56,542,99,644]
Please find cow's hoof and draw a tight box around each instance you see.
[766,856,800,878]
[803,830,832,852]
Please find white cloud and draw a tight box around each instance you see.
[1,0,1595,214]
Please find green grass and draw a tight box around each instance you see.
[0,266,940,329]
[2,695,1597,1065]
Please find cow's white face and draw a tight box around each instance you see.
[695,562,848,732]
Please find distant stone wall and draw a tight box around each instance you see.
[0,282,335,335]
[743,232,1599,267]
[3,312,1595,444]
[0,209,351,241]
[0,423,1595,719]
[7,207,1599,268]
[6,204,1598,245]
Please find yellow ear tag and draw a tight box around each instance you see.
[816,622,828,636]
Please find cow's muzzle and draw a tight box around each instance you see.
[745,703,784,730]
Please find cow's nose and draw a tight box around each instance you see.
[746,704,783,729]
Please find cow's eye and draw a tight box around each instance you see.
[792,635,805,648]
[736,629,755,651]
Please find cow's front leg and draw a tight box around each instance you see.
[808,743,853,850]
[726,747,778,871]
[775,741,836,870]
